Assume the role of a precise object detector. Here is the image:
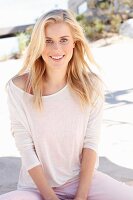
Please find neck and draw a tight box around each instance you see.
[44,71,67,87]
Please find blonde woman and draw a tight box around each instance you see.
[1,9,133,200]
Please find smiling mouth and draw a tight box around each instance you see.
[50,55,65,61]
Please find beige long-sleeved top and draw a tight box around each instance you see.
[6,78,104,190]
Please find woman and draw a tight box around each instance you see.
[1,9,133,200]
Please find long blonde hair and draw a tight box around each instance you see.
[15,9,104,111]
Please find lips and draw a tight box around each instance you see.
[50,55,65,61]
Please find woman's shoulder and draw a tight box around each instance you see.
[11,73,29,92]
[88,72,103,88]
[88,72,104,102]
[6,73,30,96]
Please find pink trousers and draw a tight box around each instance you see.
[0,170,133,200]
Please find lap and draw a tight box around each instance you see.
[1,171,133,200]
[0,190,43,200]
[54,170,133,200]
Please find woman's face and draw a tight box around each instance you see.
[42,22,75,73]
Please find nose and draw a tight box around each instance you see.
[52,42,61,50]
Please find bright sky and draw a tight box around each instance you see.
[0,0,68,27]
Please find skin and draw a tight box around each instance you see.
[42,22,75,89]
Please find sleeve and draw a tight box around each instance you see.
[6,81,41,170]
[83,94,104,153]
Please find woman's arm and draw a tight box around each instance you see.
[74,92,104,200]
[74,148,97,200]
[6,80,59,200]
[29,165,59,200]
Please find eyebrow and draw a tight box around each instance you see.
[45,36,70,39]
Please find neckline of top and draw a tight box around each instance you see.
[10,79,68,99]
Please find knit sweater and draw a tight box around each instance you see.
[6,78,104,190]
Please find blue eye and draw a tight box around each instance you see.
[45,40,53,44]
[60,38,68,44]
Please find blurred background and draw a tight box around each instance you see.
[0,0,133,194]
